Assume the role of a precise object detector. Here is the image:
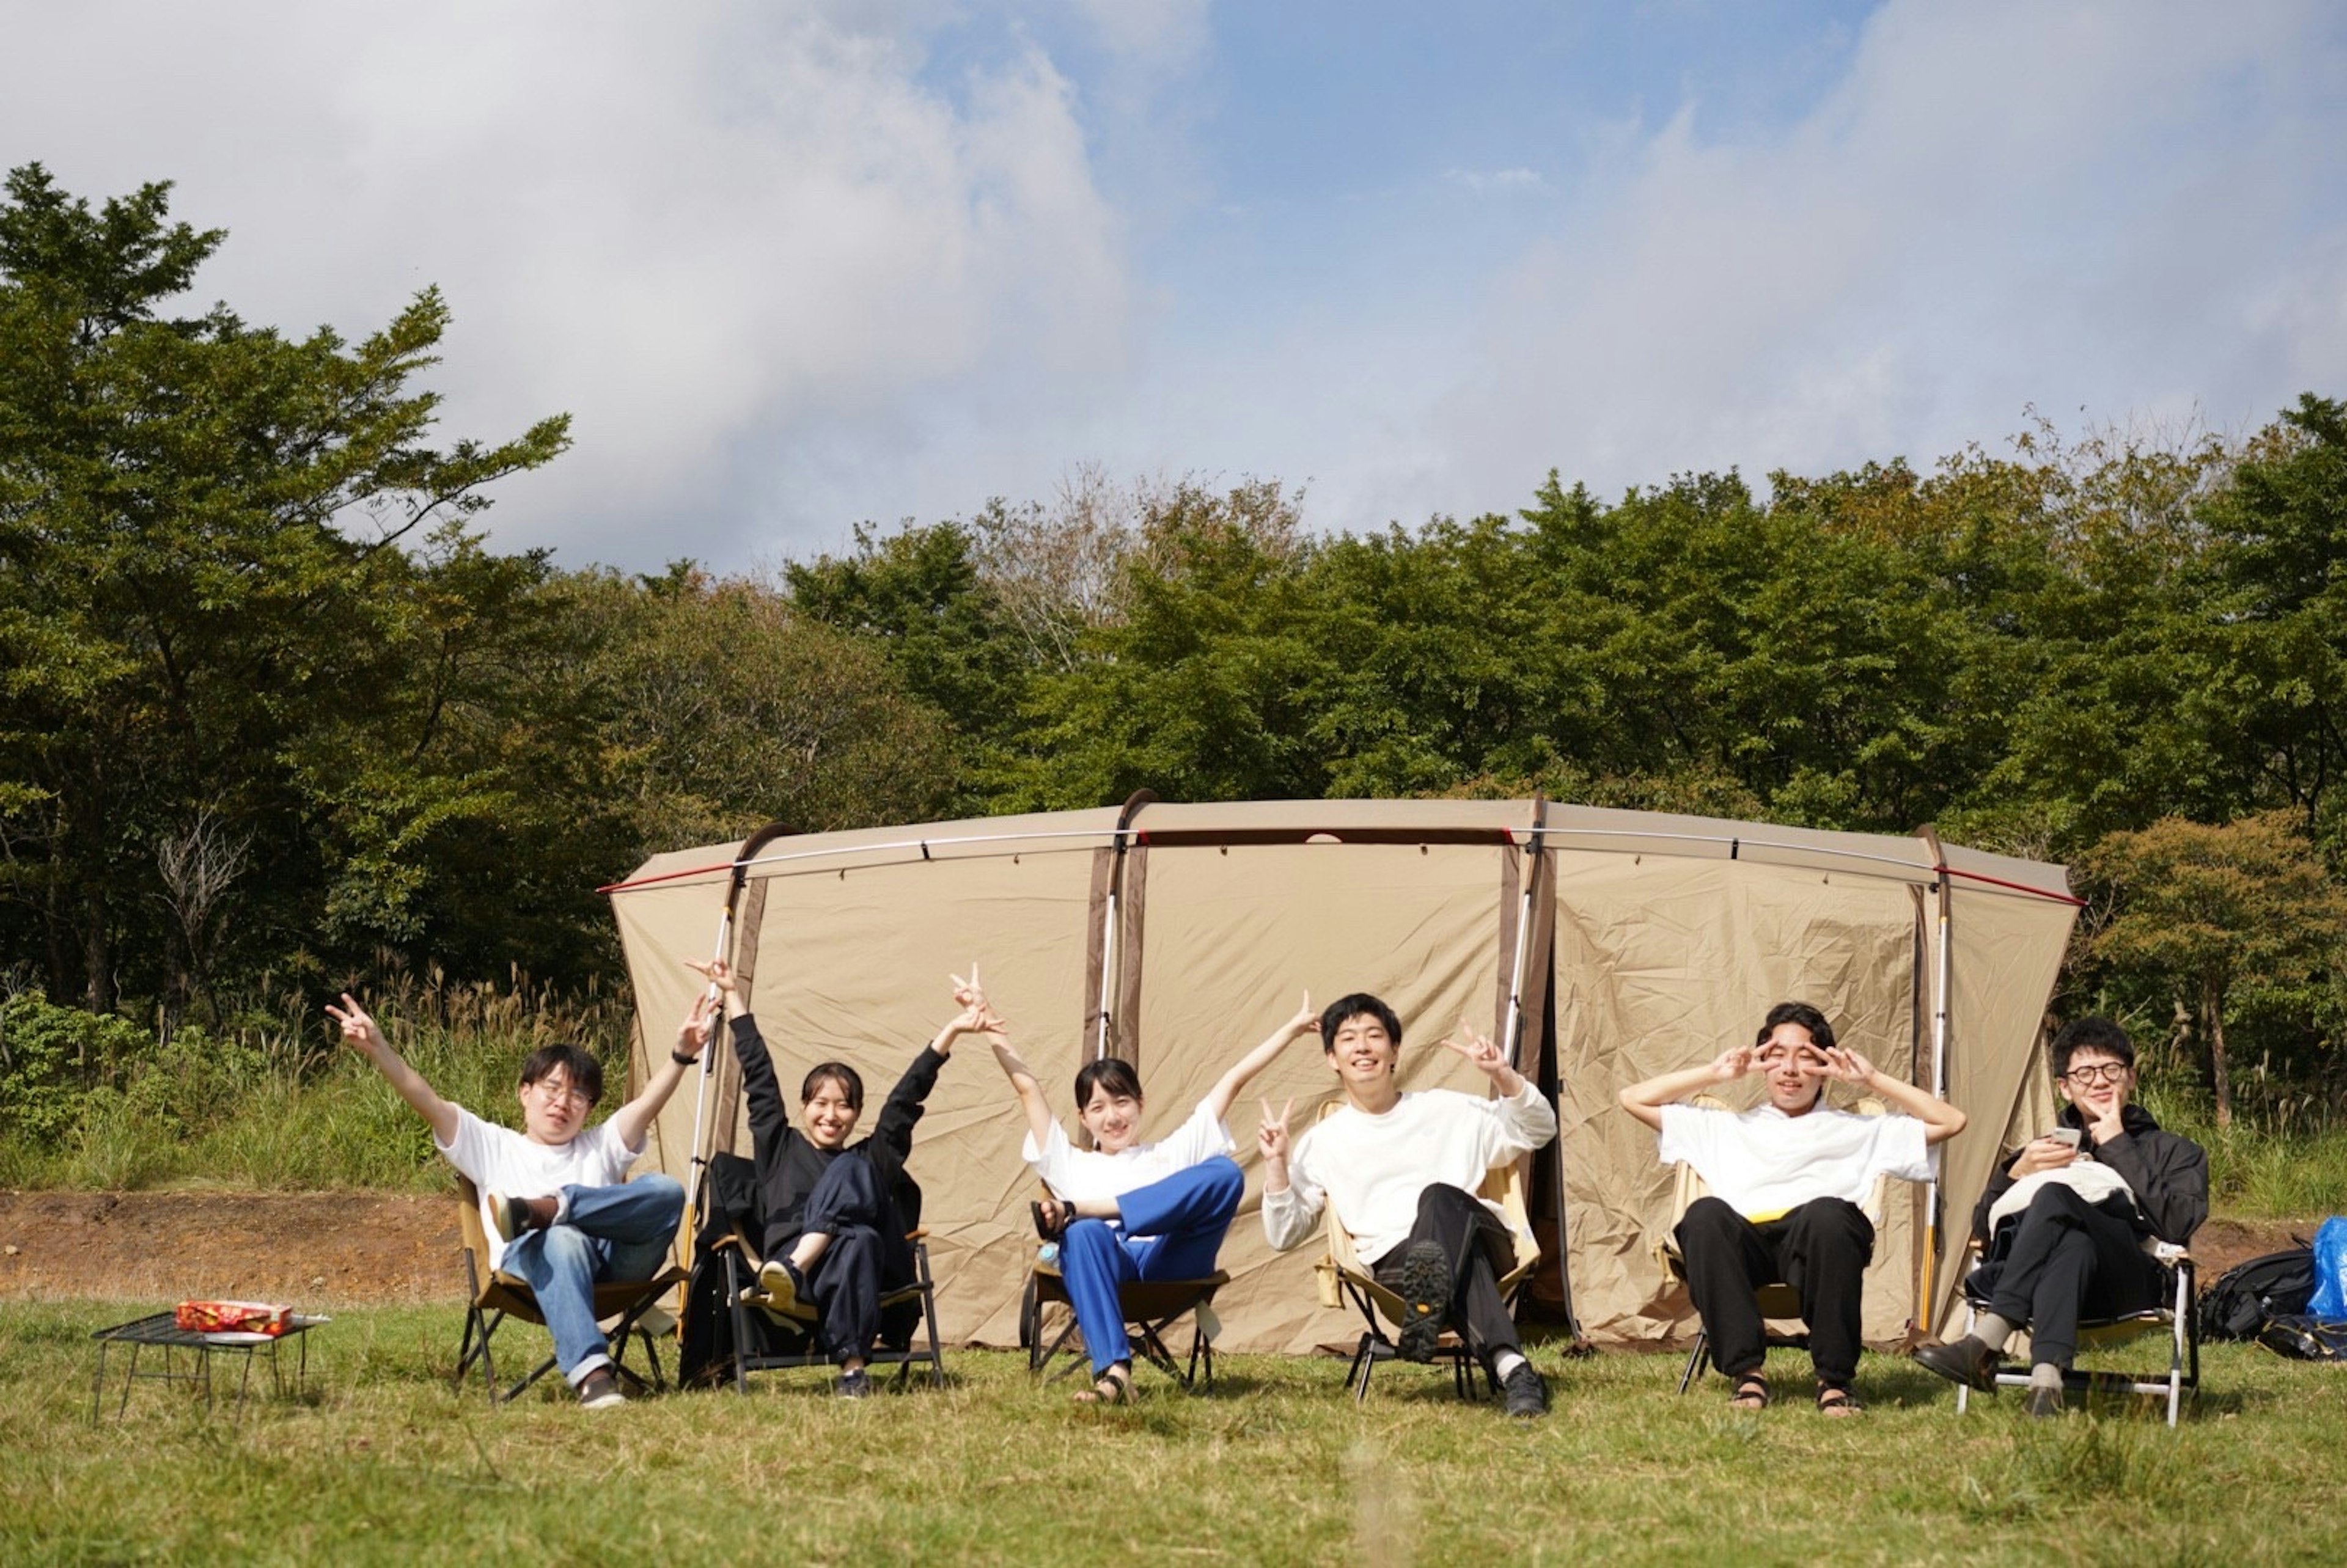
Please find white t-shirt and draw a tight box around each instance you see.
[1656,1101,1933,1221]
[1024,1099,1234,1236]
[1262,1082,1558,1264]
[437,1107,641,1272]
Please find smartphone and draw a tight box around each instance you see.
[2045,1127,2082,1149]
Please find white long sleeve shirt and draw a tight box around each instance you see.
[1261,1081,1557,1265]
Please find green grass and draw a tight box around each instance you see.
[4,1304,2341,1566]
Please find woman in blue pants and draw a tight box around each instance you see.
[987,991,1321,1405]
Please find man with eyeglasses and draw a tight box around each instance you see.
[1914,1016,2207,1416]
[328,991,713,1409]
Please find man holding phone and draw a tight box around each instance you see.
[1913,1017,2207,1416]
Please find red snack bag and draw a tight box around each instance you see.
[175,1300,294,1336]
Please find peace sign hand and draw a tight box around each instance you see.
[1258,1096,1296,1163]
[1442,1022,1510,1080]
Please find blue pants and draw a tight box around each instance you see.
[1060,1156,1243,1376]
[501,1173,685,1385]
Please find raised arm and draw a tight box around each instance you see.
[688,958,788,1151]
[1616,1046,1757,1132]
[866,969,995,1160]
[328,994,459,1145]
[607,992,717,1152]
[1202,994,1320,1124]
[1820,1046,1968,1146]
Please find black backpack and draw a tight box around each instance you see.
[2197,1245,2315,1341]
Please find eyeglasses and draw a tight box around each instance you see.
[2062,1063,2131,1087]
[530,1079,592,1108]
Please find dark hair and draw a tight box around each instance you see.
[801,1061,865,1111]
[2049,1017,2134,1079]
[1073,1056,1145,1107]
[1319,992,1403,1052]
[518,1044,604,1105]
[1755,1001,1835,1054]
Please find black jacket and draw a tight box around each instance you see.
[732,1013,946,1264]
[1970,1101,2207,1247]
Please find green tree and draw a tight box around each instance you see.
[2088,811,2347,1127]
[0,164,568,1010]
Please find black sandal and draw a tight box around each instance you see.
[1816,1385,1865,1417]
[1031,1197,1070,1243]
[1729,1372,1770,1410]
[1071,1365,1133,1405]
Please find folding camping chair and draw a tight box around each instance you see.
[1948,1236,2200,1427]
[714,1220,946,1393]
[452,1175,687,1404]
[1312,1105,1541,1404]
[1019,1185,1229,1390]
[1653,1096,1897,1394]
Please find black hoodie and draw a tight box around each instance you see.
[1970,1100,2207,1247]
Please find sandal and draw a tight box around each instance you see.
[1071,1365,1133,1405]
[1031,1197,1071,1243]
[1816,1385,1865,1418]
[1728,1372,1770,1410]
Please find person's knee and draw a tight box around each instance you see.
[1061,1217,1118,1264]
[1675,1195,1741,1248]
[1793,1198,1872,1254]
[536,1224,595,1280]
[632,1173,685,1213]
[1196,1155,1244,1206]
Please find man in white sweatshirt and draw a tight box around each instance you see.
[1259,992,1558,1417]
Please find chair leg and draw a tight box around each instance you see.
[723,1248,753,1396]
[1675,1330,1707,1396]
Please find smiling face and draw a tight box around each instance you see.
[1755,1024,1827,1115]
[801,1074,862,1149]
[2055,1047,2134,1124]
[1324,1009,1400,1090]
[517,1067,592,1146]
[1079,1082,1145,1154]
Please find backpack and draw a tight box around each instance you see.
[2197,1245,2315,1342]
[2255,1314,2347,1361]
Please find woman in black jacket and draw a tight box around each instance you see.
[1914,1016,2207,1415]
[689,958,996,1396]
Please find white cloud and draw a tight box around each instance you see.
[0,1,1132,564]
[1446,168,1548,195]
[1392,0,2347,518]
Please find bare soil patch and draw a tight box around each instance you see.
[0,1192,2314,1315]
[0,1190,461,1309]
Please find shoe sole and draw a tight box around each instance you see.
[1393,1241,1449,1363]
[758,1262,804,1317]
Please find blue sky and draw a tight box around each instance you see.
[2,1,2341,570]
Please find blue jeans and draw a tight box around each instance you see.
[501,1173,685,1385]
[1060,1156,1243,1376]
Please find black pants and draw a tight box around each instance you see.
[1368,1184,1522,1367]
[1675,1195,1874,1388]
[796,1151,897,1362]
[1972,1185,2166,1369]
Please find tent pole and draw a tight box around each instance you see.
[1917,825,1953,1330]
[679,820,793,1272]
[1093,791,1155,1064]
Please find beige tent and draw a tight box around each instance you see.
[606,798,2075,1353]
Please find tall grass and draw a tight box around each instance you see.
[2131,1079,2347,1220]
[0,967,634,1192]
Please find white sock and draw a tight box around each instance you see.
[1970,1313,2016,1347]
[1491,1349,1527,1381]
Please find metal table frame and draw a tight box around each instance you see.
[90,1311,324,1423]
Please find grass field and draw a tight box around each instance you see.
[3,1303,2340,1567]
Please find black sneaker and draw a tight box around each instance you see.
[1913,1335,2002,1391]
[757,1257,809,1317]
[488,1191,555,1243]
[576,1367,625,1410]
[837,1367,872,1399]
[1393,1240,1450,1363]
[1500,1361,1549,1418]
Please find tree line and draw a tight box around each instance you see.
[3,166,2343,1126]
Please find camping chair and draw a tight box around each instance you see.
[1653,1096,1896,1394]
[1948,1236,2199,1427]
[1018,1185,1229,1390]
[714,1219,945,1393]
[452,1175,687,1404]
[1311,1105,1541,1404]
